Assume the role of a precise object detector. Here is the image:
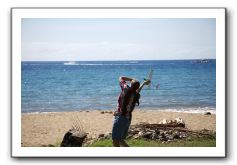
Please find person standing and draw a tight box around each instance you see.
[112,76,150,147]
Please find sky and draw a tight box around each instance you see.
[21,18,216,61]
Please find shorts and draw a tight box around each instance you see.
[112,114,131,141]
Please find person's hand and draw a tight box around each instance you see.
[113,111,119,116]
[144,79,151,85]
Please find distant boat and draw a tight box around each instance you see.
[191,59,209,64]
[63,61,78,65]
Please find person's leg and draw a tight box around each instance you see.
[119,140,129,147]
[120,118,131,147]
[113,140,120,147]
[112,115,125,147]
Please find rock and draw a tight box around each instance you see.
[175,117,185,128]
[173,132,181,139]
[163,131,168,135]
[142,132,153,139]
[204,112,212,115]
[168,130,173,134]
[61,129,87,147]
[151,133,158,140]
[104,132,112,139]
[159,119,168,124]
[179,132,188,138]
[160,137,168,141]
[133,134,140,139]
[98,133,105,138]
[160,132,165,138]
[127,121,192,141]
[100,111,105,114]
[138,131,145,136]
[155,129,160,135]
[166,135,174,140]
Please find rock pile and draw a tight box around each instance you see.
[127,118,187,142]
[128,126,189,142]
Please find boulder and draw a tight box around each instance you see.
[61,129,87,147]
[204,112,212,115]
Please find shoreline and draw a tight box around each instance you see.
[21,107,216,115]
[21,109,216,147]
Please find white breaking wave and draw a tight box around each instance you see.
[139,107,216,114]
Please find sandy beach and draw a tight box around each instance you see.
[21,109,216,147]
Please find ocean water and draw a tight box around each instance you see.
[21,60,216,113]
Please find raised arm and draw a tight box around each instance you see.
[136,79,151,93]
[119,76,135,82]
[119,76,150,93]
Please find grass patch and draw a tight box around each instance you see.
[45,131,216,147]
[87,136,216,147]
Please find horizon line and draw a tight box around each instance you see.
[21,58,216,62]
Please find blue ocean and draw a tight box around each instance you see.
[21,60,216,113]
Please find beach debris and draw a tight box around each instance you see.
[83,118,215,146]
[95,132,112,139]
[126,119,215,142]
[159,119,168,124]
[100,110,113,114]
[174,117,185,128]
[104,132,112,139]
[60,113,87,147]
[127,120,188,142]
[60,128,87,147]
[204,112,212,115]
[98,133,105,138]
[158,118,185,128]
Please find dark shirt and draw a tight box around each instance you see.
[117,80,137,119]
[117,80,128,113]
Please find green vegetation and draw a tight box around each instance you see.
[87,136,216,147]
[44,133,216,147]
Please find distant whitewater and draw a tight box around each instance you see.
[21,60,216,113]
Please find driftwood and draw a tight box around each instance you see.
[128,120,215,142]
[134,123,185,129]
